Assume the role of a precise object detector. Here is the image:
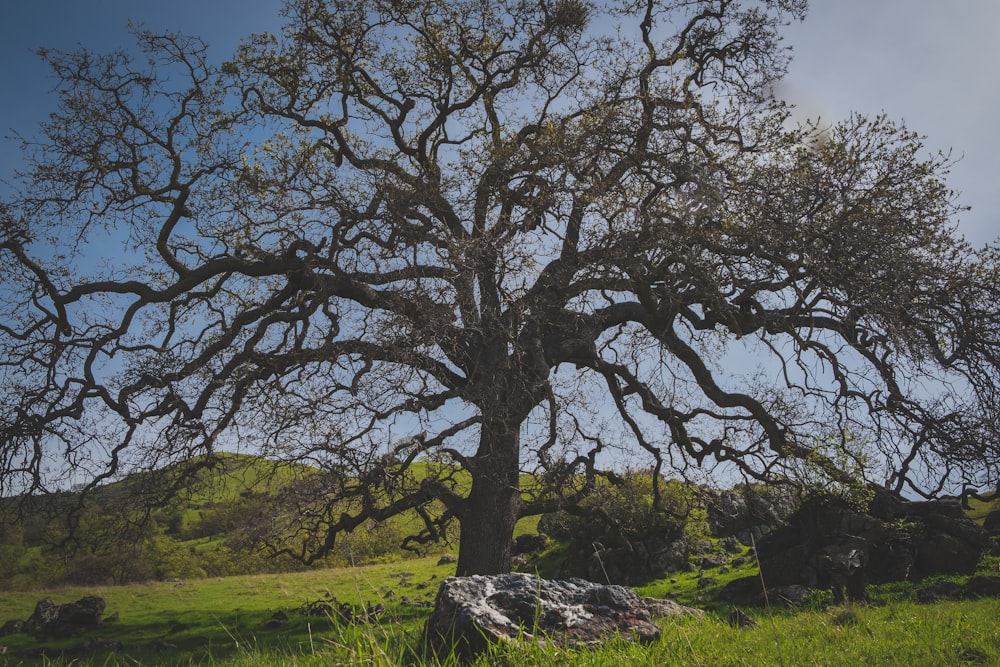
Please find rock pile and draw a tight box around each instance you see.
[22,596,107,638]
[0,596,119,659]
[721,489,992,604]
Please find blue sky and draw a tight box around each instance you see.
[1,0,998,246]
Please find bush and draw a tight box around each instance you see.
[538,472,695,584]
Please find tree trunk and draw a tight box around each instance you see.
[455,418,523,576]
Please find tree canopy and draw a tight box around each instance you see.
[2,0,999,575]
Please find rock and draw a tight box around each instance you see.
[424,574,660,657]
[689,539,714,556]
[263,611,289,628]
[913,532,983,577]
[721,536,744,554]
[0,620,24,637]
[61,597,106,628]
[965,575,1000,598]
[437,554,458,566]
[146,639,176,651]
[648,536,690,577]
[706,486,799,544]
[700,555,727,569]
[561,537,688,585]
[772,584,811,607]
[24,599,59,634]
[735,526,773,547]
[401,595,434,608]
[81,637,123,651]
[718,576,766,605]
[301,600,334,617]
[641,597,705,619]
[512,533,548,555]
[719,578,812,608]
[868,528,916,582]
[511,554,533,569]
[821,546,866,602]
[728,609,759,629]
[983,510,1000,535]
[696,577,717,588]
[917,581,962,603]
[25,597,106,638]
[755,489,991,598]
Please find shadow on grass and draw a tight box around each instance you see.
[0,603,433,665]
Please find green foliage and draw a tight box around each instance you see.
[536,472,698,583]
[799,434,877,512]
[0,455,454,590]
[542,472,693,547]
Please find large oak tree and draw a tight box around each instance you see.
[2,0,999,575]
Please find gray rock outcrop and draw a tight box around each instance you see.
[706,486,800,546]
[24,596,107,638]
[749,490,990,601]
[423,573,664,657]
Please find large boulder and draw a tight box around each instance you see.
[23,599,59,634]
[423,573,662,657]
[705,486,800,546]
[966,575,1000,598]
[754,489,990,599]
[23,596,107,638]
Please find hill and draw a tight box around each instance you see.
[0,454,462,590]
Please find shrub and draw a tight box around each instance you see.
[539,472,695,584]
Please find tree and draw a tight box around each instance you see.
[2,0,999,576]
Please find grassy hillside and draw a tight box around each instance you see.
[0,454,546,591]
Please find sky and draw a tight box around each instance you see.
[0,0,998,247]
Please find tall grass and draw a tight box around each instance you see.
[203,597,1000,667]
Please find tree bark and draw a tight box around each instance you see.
[455,418,523,576]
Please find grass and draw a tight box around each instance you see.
[1,552,999,666]
[180,599,1000,667]
[0,555,450,665]
[967,492,1000,524]
[1,487,997,665]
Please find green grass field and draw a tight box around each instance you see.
[1,552,999,666]
[0,555,448,665]
[1,469,996,665]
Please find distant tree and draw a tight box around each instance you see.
[2,0,999,576]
